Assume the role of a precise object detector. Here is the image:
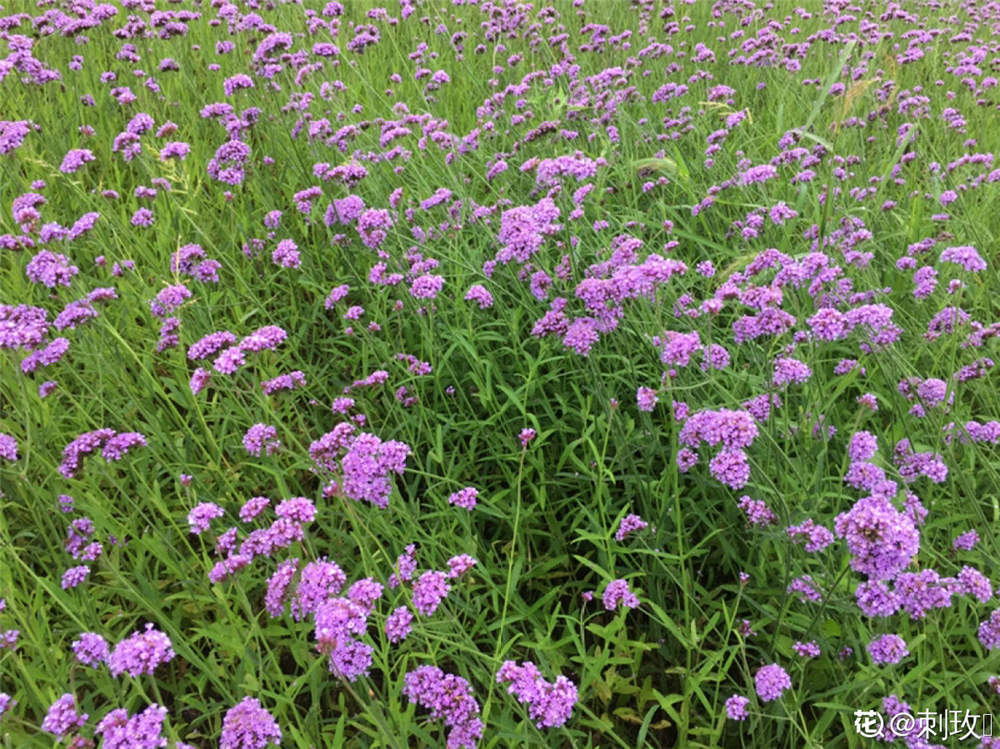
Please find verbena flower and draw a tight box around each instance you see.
[446,555,477,579]
[725,695,749,720]
[939,245,987,272]
[834,496,919,579]
[793,641,820,658]
[385,606,413,643]
[412,570,450,616]
[403,665,483,749]
[239,497,270,522]
[108,623,175,677]
[243,424,280,457]
[0,433,17,462]
[957,565,992,603]
[188,502,224,535]
[786,518,834,552]
[979,610,1000,650]
[496,660,577,728]
[738,496,776,526]
[59,148,95,174]
[855,580,900,618]
[292,558,346,621]
[754,664,791,702]
[61,565,90,589]
[615,513,648,541]
[895,568,952,619]
[26,250,78,288]
[602,579,639,611]
[448,487,478,510]
[72,632,109,667]
[264,559,299,617]
[787,575,822,603]
[636,387,658,412]
[0,692,14,720]
[42,694,87,739]
[464,284,493,309]
[867,634,909,665]
[95,704,168,749]
[220,697,281,749]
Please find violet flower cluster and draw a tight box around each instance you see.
[403,665,483,749]
[496,660,577,728]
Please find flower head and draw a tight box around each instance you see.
[108,623,175,677]
[220,697,282,749]
[754,664,791,702]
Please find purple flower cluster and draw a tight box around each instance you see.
[0,433,18,462]
[403,665,483,749]
[939,245,987,272]
[738,495,776,526]
[208,325,287,375]
[834,496,919,579]
[954,529,979,550]
[149,284,192,319]
[0,692,14,720]
[108,623,175,677]
[170,243,221,283]
[357,208,393,249]
[772,356,812,387]
[58,428,147,478]
[615,513,648,541]
[636,386,658,412]
[220,697,281,749]
[979,609,1000,650]
[95,704,168,749]
[867,634,909,665]
[72,632,109,667]
[239,496,270,522]
[264,559,299,618]
[314,596,374,681]
[271,239,300,269]
[1,304,50,350]
[291,558,346,621]
[495,197,561,266]
[894,569,954,619]
[448,487,479,510]
[412,570,451,616]
[59,148,95,174]
[316,429,411,509]
[42,694,87,739]
[261,370,305,395]
[385,606,414,643]
[602,579,639,611]
[61,565,89,589]
[188,502,225,534]
[678,408,759,489]
[25,250,78,288]
[243,423,279,457]
[725,694,749,720]
[786,518,834,552]
[496,660,577,728]
[207,138,251,186]
[793,640,821,658]
[754,664,791,702]
[464,284,494,309]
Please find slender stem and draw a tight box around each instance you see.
[482,444,527,723]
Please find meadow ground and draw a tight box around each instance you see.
[2,0,1000,747]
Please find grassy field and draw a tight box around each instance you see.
[2,0,1000,746]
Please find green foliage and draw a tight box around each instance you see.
[1,1,1000,747]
